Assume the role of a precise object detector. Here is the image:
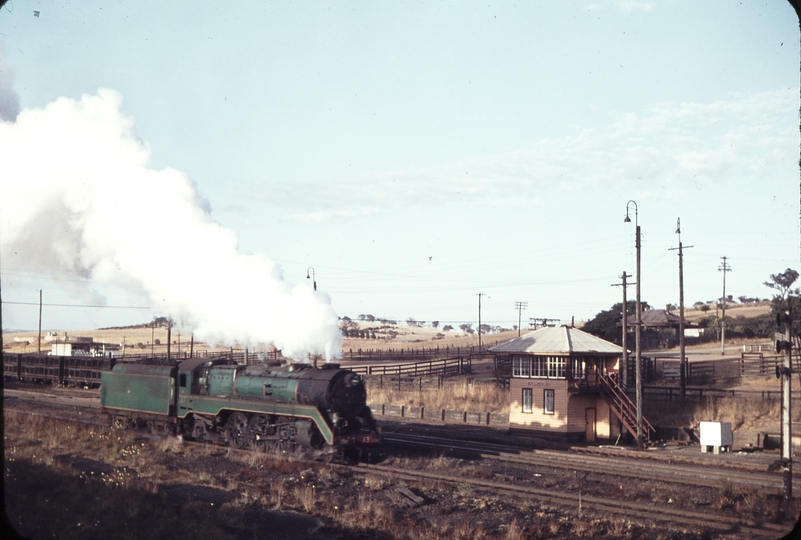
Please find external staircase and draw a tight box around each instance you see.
[598,374,655,443]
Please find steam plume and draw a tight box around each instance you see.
[0,44,20,121]
[0,88,342,360]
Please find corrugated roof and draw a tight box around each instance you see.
[625,309,698,328]
[488,325,623,355]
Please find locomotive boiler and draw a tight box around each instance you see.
[100,357,382,462]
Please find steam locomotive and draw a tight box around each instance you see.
[100,358,382,462]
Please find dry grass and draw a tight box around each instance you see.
[7,408,763,540]
[643,394,789,435]
[367,379,509,414]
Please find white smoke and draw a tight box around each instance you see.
[0,43,20,121]
[0,88,342,361]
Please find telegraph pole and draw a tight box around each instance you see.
[514,301,528,336]
[37,289,43,354]
[669,219,693,398]
[719,257,731,355]
[166,319,172,362]
[477,293,484,349]
[611,272,632,390]
[776,313,793,500]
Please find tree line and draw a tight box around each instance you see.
[582,268,800,343]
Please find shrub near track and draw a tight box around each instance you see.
[3,410,778,539]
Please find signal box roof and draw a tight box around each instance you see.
[488,325,623,355]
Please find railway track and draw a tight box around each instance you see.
[383,432,801,495]
[5,386,799,538]
[3,387,108,426]
[356,462,792,539]
[6,386,797,494]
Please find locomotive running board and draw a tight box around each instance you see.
[176,396,335,445]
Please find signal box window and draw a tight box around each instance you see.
[544,389,555,415]
[522,388,533,413]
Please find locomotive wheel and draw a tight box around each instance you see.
[247,415,267,438]
[225,412,250,449]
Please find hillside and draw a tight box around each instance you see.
[1,302,773,357]
[1,322,520,357]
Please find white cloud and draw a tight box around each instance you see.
[267,88,797,222]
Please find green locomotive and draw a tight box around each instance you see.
[100,358,382,461]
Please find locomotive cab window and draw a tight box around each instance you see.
[179,374,187,388]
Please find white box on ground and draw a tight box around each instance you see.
[700,421,733,447]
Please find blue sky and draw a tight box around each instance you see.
[1,1,799,340]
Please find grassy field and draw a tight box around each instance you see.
[682,302,771,323]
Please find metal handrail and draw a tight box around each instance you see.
[598,374,655,440]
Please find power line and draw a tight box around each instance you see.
[1,301,150,309]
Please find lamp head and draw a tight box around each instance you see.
[624,200,638,224]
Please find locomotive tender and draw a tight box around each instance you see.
[100,358,382,461]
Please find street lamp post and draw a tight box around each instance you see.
[624,200,644,451]
[306,267,317,291]
[669,219,693,399]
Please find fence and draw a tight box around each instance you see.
[655,352,796,385]
[643,385,801,402]
[369,403,508,427]
[624,355,654,386]
[348,356,470,377]
[343,343,501,362]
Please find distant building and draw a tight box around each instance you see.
[626,309,701,349]
[490,325,651,443]
[50,337,119,357]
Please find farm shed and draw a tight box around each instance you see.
[625,309,699,349]
[490,325,644,443]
